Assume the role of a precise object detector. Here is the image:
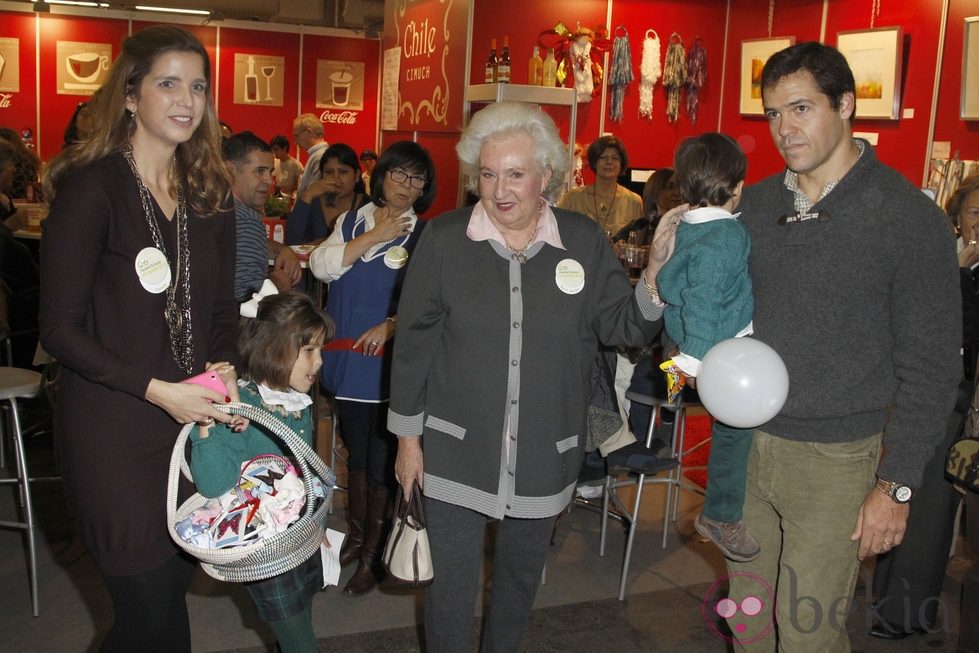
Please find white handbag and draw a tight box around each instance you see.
[381,484,434,587]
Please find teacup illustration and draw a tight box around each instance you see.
[66,52,109,84]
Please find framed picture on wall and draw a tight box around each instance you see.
[836,26,903,120]
[962,17,979,120]
[740,37,795,115]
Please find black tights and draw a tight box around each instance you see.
[100,553,196,653]
[335,399,396,489]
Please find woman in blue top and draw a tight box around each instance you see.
[308,140,436,596]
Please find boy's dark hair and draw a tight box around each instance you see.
[761,41,857,121]
[238,291,334,391]
[674,133,746,208]
[371,140,437,214]
[269,134,290,150]
[222,131,271,166]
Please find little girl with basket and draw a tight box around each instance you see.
[187,291,334,652]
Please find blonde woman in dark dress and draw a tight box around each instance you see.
[40,26,239,652]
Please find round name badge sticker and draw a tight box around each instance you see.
[385,246,409,270]
[134,246,171,294]
[555,258,585,295]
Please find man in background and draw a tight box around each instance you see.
[270,134,304,198]
[292,113,328,197]
[222,132,302,302]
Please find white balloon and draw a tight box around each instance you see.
[696,338,789,429]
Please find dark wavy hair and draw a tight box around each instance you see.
[371,141,436,214]
[238,291,334,391]
[586,135,629,174]
[43,25,231,216]
[674,133,746,208]
[320,143,366,196]
[761,41,857,122]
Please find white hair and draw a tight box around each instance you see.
[456,102,570,202]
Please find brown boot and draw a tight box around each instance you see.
[339,469,366,567]
[343,483,389,597]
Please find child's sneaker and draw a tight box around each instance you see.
[694,512,761,562]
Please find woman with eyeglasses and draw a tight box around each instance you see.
[308,140,435,596]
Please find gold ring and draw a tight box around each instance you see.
[197,417,215,426]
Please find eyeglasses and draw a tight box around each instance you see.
[388,169,427,189]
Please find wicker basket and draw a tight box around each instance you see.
[167,402,335,583]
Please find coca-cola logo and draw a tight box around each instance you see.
[0,94,12,109]
[319,110,358,125]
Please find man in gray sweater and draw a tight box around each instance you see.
[721,42,961,652]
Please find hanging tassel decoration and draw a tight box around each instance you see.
[607,26,633,123]
[685,37,707,125]
[662,32,687,124]
[638,29,662,120]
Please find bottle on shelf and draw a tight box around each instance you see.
[542,48,557,87]
[485,38,498,84]
[528,46,543,86]
[497,36,511,84]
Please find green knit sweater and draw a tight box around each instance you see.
[657,208,753,361]
[189,383,314,498]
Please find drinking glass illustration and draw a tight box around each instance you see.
[261,65,275,101]
[0,52,5,82]
[330,70,354,107]
[66,52,109,85]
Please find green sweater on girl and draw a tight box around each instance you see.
[189,382,314,498]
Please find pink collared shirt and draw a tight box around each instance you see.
[466,200,566,252]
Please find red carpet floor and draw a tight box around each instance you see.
[679,414,713,489]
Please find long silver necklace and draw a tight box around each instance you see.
[124,145,194,373]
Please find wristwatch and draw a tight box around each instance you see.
[875,478,913,503]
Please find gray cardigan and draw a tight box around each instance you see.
[388,207,663,518]
[740,141,961,487]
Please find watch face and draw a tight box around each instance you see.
[894,485,913,502]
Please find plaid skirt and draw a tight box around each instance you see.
[245,550,322,622]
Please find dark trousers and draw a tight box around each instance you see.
[423,497,556,653]
[702,421,753,523]
[962,491,979,653]
[872,411,963,631]
[100,552,196,653]
[335,399,396,489]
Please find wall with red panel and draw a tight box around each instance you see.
[823,0,944,184]
[0,11,38,151]
[718,0,825,183]
[214,27,301,149]
[934,0,979,162]
[36,13,129,160]
[301,33,381,160]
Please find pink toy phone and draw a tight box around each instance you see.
[181,370,228,398]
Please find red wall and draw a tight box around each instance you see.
[36,14,129,160]
[302,34,381,158]
[0,11,38,153]
[934,0,979,161]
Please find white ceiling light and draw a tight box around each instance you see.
[34,0,110,7]
[133,5,211,15]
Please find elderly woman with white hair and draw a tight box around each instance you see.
[387,102,682,652]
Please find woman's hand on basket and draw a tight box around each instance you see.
[145,378,233,426]
[205,361,249,432]
[395,436,424,499]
